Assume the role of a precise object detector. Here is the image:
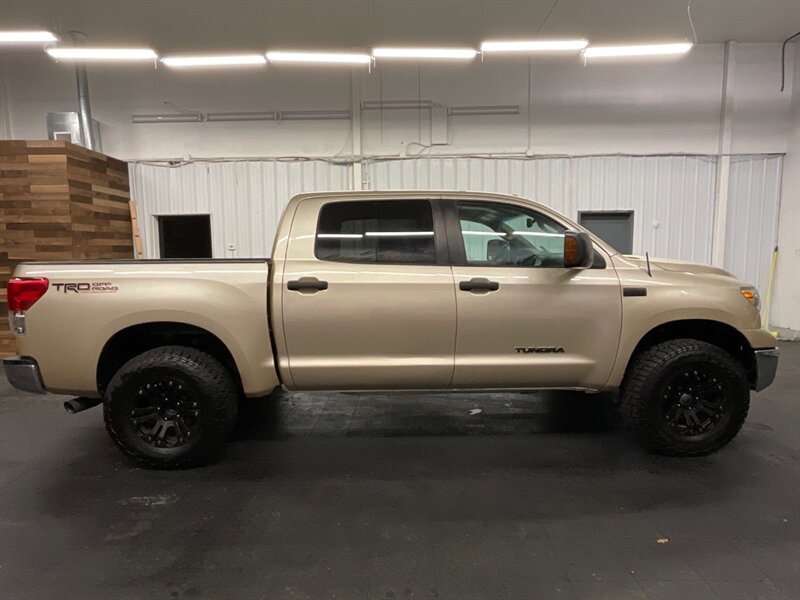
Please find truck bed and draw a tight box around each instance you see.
[12,259,279,398]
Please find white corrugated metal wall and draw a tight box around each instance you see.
[724,155,783,296]
[129,154,782,295]
[129,161,352,258]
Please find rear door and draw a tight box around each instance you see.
[280,197,456,390]
[447,199,622,390]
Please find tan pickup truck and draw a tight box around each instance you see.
[4,191,779,468]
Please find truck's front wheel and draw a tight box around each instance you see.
[103,346,239,469]
[621,339,750,456]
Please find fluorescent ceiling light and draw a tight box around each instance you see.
[481,40,588,53]
[362,100,433,110]
[131,113,202,123]
[372,47,477,60]
[0,30,57,44]
[583,42,693,58]
[47,47,158,61]
[266,51,371,64]
[207,111,276,122]
[448,105,520,116]
[278,110,351,120]
[162,54,266,67]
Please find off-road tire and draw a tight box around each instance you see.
[104,346,239,469]
[621,339,750,456]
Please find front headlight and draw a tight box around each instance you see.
[740,287,761,311]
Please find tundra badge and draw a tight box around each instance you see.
[515,346,565,354]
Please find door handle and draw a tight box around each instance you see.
[287,277,329,292]
[459,278,500,292]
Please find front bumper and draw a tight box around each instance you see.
[753,348,779,392]
[3,356,46,394]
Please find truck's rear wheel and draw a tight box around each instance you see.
[621,339,749,456]
[103,346,238,469]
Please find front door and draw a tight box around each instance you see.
[281,197,456,390]
[448,200,622,390]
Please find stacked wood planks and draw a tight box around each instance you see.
[0,140,133,357]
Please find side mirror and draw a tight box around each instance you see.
[564,230,594,269]
[487,238,509,262]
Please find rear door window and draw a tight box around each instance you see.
[315,200,436,264]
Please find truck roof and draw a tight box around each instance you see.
[288,190,533,206]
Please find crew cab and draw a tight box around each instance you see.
[4,191,779,468]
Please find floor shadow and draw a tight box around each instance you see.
[231,389,620,441]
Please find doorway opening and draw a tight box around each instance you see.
[157,215,212,259]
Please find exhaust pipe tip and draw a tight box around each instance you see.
[64,397,101,414]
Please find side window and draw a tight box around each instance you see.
[457,202,567,267]
[315,200,436,264]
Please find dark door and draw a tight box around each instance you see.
[578,211,634,254]
[158,215,212,258]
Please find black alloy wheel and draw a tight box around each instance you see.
[660,366,732,440]
[130,377,202,449]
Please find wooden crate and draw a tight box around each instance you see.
[0,140,133,357]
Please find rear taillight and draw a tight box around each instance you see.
[7,277,49,311]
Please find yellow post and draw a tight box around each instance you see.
[762,246,779,337]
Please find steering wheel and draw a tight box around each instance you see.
[519,253,543,267]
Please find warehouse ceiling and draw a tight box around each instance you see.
[0,0,798,49]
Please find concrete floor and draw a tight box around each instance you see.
[1,343,798,600]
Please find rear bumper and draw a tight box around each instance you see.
[753,348,779,392]
[3,356,46,394]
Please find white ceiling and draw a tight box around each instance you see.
[0,0,798,49]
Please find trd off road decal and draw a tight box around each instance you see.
[52,282,119,294]
[515,346,565,354]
